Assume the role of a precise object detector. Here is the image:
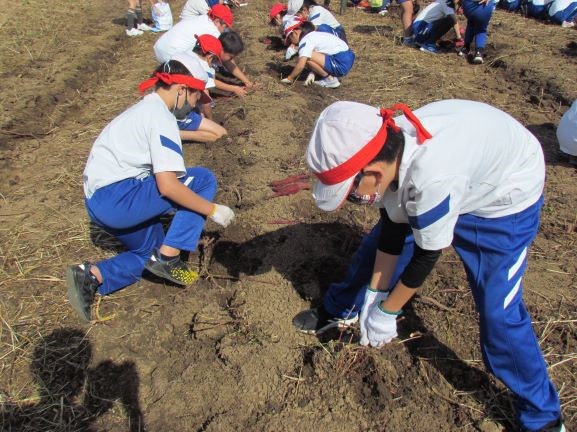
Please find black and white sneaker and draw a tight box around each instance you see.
[67,262,100,322]
[144,248,198,286]
[292,305,358,335]
[472,50,484,64]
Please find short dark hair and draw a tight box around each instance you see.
[302,0,319,9]
[299,21,315,40]
[152,60,191,90]
[219,31,244,55]
[370,127,405,164]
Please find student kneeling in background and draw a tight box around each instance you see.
[280,19,355,89]
[413,0,462,54]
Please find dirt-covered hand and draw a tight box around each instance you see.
[453,38,464,47]
[361,304,399,348]
[359,287,389,346]
[209,204,235,227]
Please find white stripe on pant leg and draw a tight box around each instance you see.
[504,277,522,309]
[508,246,527,281]
[184,176,194,186]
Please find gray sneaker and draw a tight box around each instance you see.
[67,262,100,322]
[145,249,198,286]
[292,306,358,335]
[313,76,341,89]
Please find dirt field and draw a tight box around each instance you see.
[1,0,576,431]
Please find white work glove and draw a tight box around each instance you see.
[209,204,235,227]
[280,78,293,85]
[361,303,400,348]
[359,286,389,345]
[304,72,315,86]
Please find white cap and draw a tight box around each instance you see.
[287,0,304,14]
[171,52,211,103]
[282,15,302,40]
[306,101,385,211]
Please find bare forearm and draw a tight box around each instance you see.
[381,281,418,312]
[370,250,400,291]
[180,130,221,143]
[158,177,214,215]
[223,60,252,86]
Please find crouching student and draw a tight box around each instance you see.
[413,0,462,53]
[280,19,355,89]
[524,0,554,19]
[294,99,564,432]
[269,2,288,26]
[548,0,577,26]
[66,54,235,322]
[557,99,577,165]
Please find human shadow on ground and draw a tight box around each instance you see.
[401,307,518,430]
[212,222,517,430]
[1,328,146,431]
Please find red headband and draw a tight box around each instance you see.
[138,72,206,93]
[315,103,432,185]
[284,18,304,37]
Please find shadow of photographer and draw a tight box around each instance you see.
[2,328,145,431]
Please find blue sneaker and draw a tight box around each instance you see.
[419,43,439,54]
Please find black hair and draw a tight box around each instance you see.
[219,31,244,55]
[299,21,315,40]
[302,0,318,9]
[152,60,192,90]
[370,127,405,164]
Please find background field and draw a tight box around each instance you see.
[0,0,576,430]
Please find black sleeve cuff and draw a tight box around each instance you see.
[378,208,411,255]
[400,245,442,288]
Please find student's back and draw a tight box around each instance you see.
[154,15,220,62]
[298,30,349,56]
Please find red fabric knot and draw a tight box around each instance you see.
[380,103,432,144]
[138,72,206,94]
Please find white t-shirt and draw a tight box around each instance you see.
[180,0,212,19]
[557,99,577,156]
[413,0,455,24]
[308,5,341,29]
[83,93,186,199]
[298,31,349,58]
[381,99,544,251]
[548,0,577,16]
[154,15,220,63]
[190,52,216,88]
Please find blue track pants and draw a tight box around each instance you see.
[86,167,217,295]
[462,0,495,50]
[323,197,560,430]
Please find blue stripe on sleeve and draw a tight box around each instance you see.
[408,195,451,230]
[309,13,321,20]
[160,135,183,157]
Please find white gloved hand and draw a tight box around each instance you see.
[209,204,235,227]
[359,287,389,346]
[280,78,293,85]
[304,72,315,86]
[361,303,400,348]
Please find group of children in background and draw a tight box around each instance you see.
[498,0,577,27]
